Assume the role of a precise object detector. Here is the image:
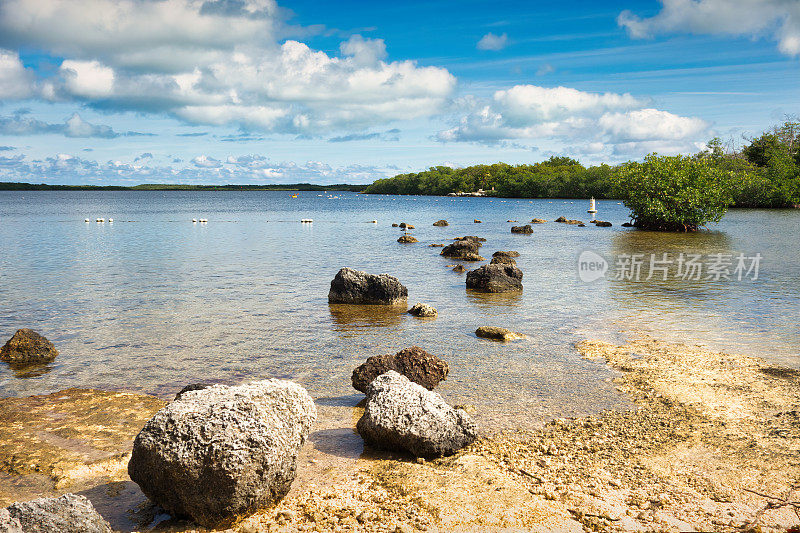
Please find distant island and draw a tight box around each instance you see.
[0,183,365,192]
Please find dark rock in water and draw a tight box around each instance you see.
[399,222,408,229]
[408,303,437,318]
[507,219,517,222]
[351,346,448,393]
[397,234,418,243]
[577,223,586,227]
[555,216,567,223]
[428,243,445,247]
[492,250,520,258]
[554,216,583,225]
[328,268,408,305]
[392,223,399,227]
[465,264,523,293]
[510,225,533,234]
[433,220,448,226]
[4,493,112,533]
[594,220,612,227]
[174,383,212,401]
[621,222,634,227]
[407,224,415,229]
[461,252,485,261]
[530,218,546,224]
[128,380,316,528]
[474,219,482,223]
[452,264,466,273]
[454,235,486,242]
[0,329,58,365]
[490,255,516,266]
[475,326,525,342]
[441,240,481,260]
[356,371,477,457]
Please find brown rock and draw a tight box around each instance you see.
[452,265,466,272]
[351,346,449,393]
[474,219,482,223]
[465,264,523,292]
[510,225,533,234]
[0,329,58,365]
[433,220,449,226]
[475,326,525,342]
[441,240,481,259]
[397,234,418,243]
[490,255,516,266]
[492,250,520,258]
[530,218,546,224]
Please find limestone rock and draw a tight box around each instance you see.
[0,329,58,365]
[452,264,466,273]
[432,220,448,226]
[4,494,111,533]
[441,240,481,260]
[510,225,533,234]
[352,346,448,393]
[328,268,408,305]
[475,326,525,342]
[530,218,547,224]
[408,303,437,318]
[356,371,477,457]
[465,264,523,292]
[490,255,516,266]
[128,380,316,528]
[397,235,418,243]
[492,250,520,258]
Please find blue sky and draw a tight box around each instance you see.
[0,0,798,184]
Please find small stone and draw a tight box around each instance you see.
[474,219,482,223]
[408,303,438,318]
[510,225,533,234]
[0,329,58,365]
[397,234,418,243]
[452,265,466,273]
[475,326,525,342]
[530,218,546,224]
[433,220,448,226]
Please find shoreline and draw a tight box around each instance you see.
[1,335,798,532]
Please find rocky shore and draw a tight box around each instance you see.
[1,336,798,532]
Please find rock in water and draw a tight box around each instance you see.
[356,371,477,457]
[0,329,58,365]
[475,326,525,342]
[490,255,516,266]
[128,380,316,528]
[4,494,111,533]
[352,346,448,393]
[397,234,418,243]
[530,218,547,224]
[465,264,523,292]
[594,220,612,227]
[452,264,466,273]
[492,250,520,258]
[432,220,448,226]
[453,235,486,242]
[510,225,533,234]
[408,303,437,318]
[328,268,408,305]
[440,240,481,260]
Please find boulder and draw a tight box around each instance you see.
[440,240,481,260]
[594,220,612,227]
[461,252,485,261]
[452,264,466,273]
[492,250,520,258]
[328,268,408,305]
[4,494,111,533]
[555,217,583,225]
[128,380,316,528]
[352,346,448,393]
[408,303,437,318]
[490,255,516,266]
[432,220,448,226]
[0,329,58,365]
[507,219,517,222]
[465,264,523,292]
[397,234,418,243]
[530,218,546,224]
[473,219,482,223]
[356,371,477,457]
[510,225,533,234]
[399,222,408,229]
[428,243,445,247]
[454,235,486,242]
[554,216,567,222]
[392,223,399,227]
[407,225,415,230]
[475,326,525,342]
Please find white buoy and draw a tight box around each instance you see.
[588,197,597,214]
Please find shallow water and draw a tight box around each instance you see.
[0,191,798,432]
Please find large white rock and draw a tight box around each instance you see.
[128,380,316,528]
[357,371,478,457]
[3,494,111,533]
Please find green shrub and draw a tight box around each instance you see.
[612,154,734,231]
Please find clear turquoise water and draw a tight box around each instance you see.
[0,191,798,430]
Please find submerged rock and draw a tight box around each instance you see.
[4,494,112,533]
[328,268,408,305]
[475,326,525,342]
[356,371,477,457]
[408,303,438,318]
[128,380,316,528]
[0,329,58,365]
[433,220,449,226]
[397,234,418,243]
[530,218,547,224]
[465,264,523,292]
[510,225,533,234]
[352,346,448,393]
[593,220,612,227]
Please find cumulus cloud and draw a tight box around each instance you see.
[437,84,710,158]
[477,32,508,51]
[328,128,400,142]
[0,151,395,184]
[0,49,34,99]
[619,0,800,56]
[0,0,456,134]
[0,112,152,138]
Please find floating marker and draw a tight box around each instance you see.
[192,218,197,223]
[108,218,114,223]
[301,219,313,223]
[85,218,90,223]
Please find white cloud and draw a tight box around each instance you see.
[476,32,508,51]
[619,0,800,56]
[0,111,150,138]
[0,0,456,134]
[437,84,711,159]
[0,49,34,99]
[192,155,223,168]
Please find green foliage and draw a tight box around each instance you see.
[612,154,734,231]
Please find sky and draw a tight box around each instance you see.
[0,0,798,185]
